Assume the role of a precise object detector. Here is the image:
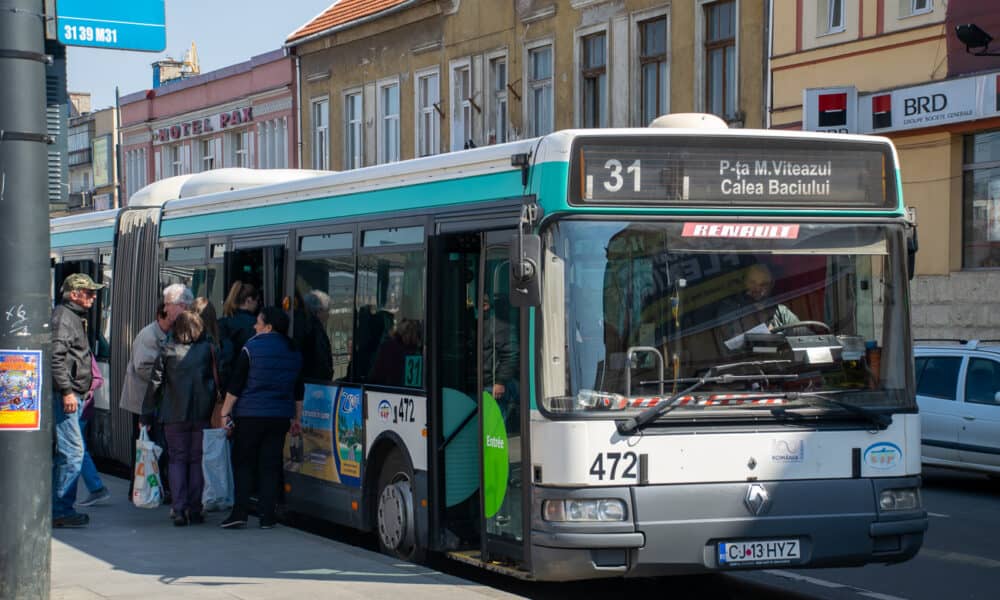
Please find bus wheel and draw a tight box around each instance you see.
[376,448,423,562]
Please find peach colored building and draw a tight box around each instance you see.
[119,49,298,203]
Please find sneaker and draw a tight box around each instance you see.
[187,511,205,525]
[77,487,111,507]
[259,518,276,530]
[220,514,247,529]
[53,513,90,528]
[173,513,189,527]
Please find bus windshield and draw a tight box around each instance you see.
[542,220,914,418]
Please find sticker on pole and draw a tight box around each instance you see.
[0,350,42,431]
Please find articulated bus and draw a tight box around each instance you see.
[50,114,926,580]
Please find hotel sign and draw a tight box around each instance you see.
[153,107,254,145]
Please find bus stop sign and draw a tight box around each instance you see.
[56,0,166,52]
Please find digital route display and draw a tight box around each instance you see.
[570,136,896,209]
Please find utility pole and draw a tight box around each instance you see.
[0,0,53,598]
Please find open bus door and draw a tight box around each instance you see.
[224,240,286,308]
[434,229,525,567]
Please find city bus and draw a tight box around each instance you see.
[50,113,926,580]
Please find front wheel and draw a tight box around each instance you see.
[375,448,425,562]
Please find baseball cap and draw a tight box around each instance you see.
[61,273,106,293]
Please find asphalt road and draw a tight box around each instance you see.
[295,466,999,599]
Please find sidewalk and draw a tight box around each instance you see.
[52,475,520,600]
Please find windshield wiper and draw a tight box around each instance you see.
[775,391,892,429]
[616,360,804,435]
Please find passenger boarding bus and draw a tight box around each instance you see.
[50,114,925,580]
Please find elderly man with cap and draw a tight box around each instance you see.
[51,273,105,528]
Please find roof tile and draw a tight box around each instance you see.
[287,0,410,43]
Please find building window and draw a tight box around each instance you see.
[126,148,147,200]
[451,61,473,151]
[259,122,273,169]
[417,70,440,157]
[489,55,508,144]
[227,130,248,168]
[640,17,668,125]
[379,82,400,164]
[705,0,736,120]
[528,44,553,137]
[312,97,329,170]
[345,92,363,169]
[900,0,931,17]
[820,0,845,33]
[962,132,1000,269]
[581,32,607,129]
[200,139,215,171]
[169,144,183,176]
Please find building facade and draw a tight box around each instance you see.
[61,102,119,215]
[119,49,298,203]
[286,0,767,171]
[771,0,1000,339]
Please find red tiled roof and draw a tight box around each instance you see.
[287,0,410,44]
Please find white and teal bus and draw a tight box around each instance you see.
[51,114,925,580]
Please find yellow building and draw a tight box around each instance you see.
[771,0,1000,339]
[286,0,767,170]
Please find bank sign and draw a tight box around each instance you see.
[804,72,1000,134]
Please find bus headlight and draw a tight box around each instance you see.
[542,499,627,522]
[878,488,920,511]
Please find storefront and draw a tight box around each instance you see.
[119,49,297,202]
[803,73,1000,339]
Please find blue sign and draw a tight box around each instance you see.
[56,0,166,52]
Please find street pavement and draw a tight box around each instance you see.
[51,475,521,600]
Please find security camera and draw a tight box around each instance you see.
[956,24,999,56]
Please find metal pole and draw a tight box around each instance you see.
[0,1,53,598]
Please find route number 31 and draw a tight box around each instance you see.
[602,159,642,193]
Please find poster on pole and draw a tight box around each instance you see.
[0,350,42,431]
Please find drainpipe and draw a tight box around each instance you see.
[765,0,773,129]
[294,50,303,168]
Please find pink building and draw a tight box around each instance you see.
[120,49,298,203]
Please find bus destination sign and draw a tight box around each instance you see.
[572,137,895,209]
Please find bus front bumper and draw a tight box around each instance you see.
[529,477,926,582]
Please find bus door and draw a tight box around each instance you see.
[225,239,286,307]
[479,230,523,562]
[435,228,524,563]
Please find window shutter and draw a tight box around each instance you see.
[153,149,161,181]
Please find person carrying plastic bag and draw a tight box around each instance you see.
[133,425,163,509]
[201,428,234,512]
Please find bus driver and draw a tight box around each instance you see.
[715,263,799,350]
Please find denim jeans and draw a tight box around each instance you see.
[78,418,104,494]
[52,391,85,518]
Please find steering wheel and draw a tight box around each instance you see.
[769,320,831,335]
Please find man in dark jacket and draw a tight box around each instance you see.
[51,273,105,528]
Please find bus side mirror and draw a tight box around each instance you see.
[510,233,541,308]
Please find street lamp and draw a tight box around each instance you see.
[955,24,1000,56]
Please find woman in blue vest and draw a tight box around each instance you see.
[218,306,303,529]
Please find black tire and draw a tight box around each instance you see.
[375,448,425,562]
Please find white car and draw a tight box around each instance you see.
[915,340,1000,477]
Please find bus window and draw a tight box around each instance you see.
[294,255,355,381]
[98,252,112,359]
[355,249,425,387]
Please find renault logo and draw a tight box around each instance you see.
[745,483,771,516]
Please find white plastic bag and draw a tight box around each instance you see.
[132,425,163,509]
[201,428,234,512]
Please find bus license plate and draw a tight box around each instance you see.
[718,539,800,566]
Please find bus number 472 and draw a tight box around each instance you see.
[589,451,639,481]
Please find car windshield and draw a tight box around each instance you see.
[541,220,914,417]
